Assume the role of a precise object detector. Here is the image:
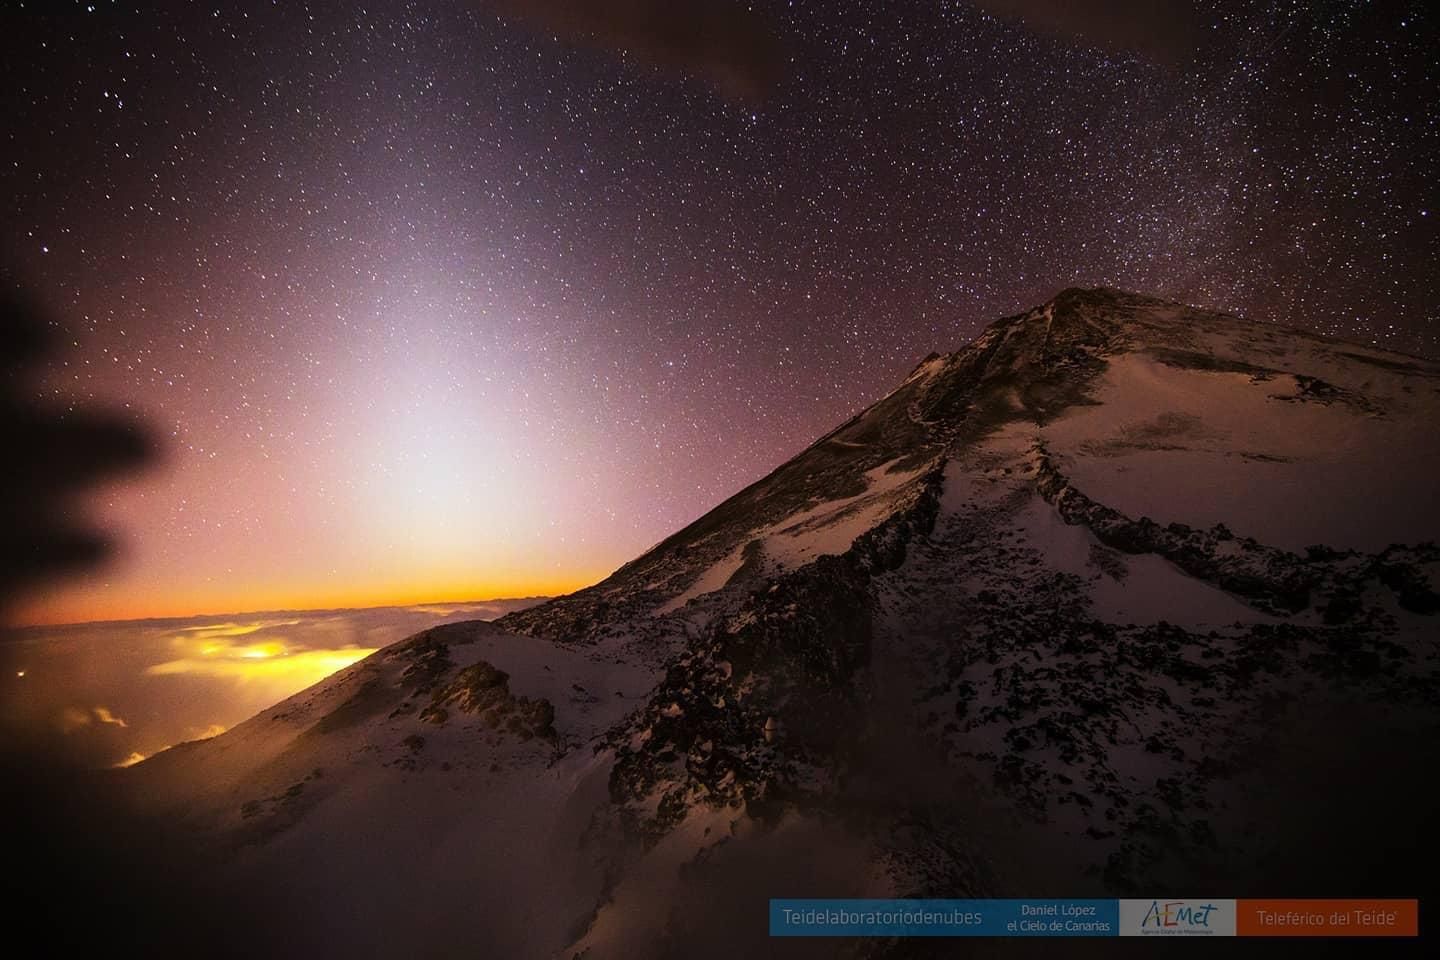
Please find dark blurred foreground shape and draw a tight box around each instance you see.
[0,290,258,955]
[0,293,153,622]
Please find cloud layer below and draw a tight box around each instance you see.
[1,598,542,768]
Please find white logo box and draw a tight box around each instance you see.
[1119,899,1238,936]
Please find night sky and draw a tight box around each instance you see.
[4,0,1436,624]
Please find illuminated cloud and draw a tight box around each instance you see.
[58,704,129,733]
[7,600,540,770]
[114,751,148,768]
[145,620,377,690]
[178,620,301,638]
[93,706,127,727]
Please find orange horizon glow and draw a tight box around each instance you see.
[11,570,608,629]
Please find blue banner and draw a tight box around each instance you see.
[769,899,1119,937]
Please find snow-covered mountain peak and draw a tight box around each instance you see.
[122,290,1440,958]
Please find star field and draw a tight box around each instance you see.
[3,0,1436,623]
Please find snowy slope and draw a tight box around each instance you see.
[124,289,1440,957]
[125,620,656,957]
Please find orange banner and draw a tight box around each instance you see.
[1236,900,1417,937]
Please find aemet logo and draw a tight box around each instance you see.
[1144,901,1217,929]
[1119,899,1237,936]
